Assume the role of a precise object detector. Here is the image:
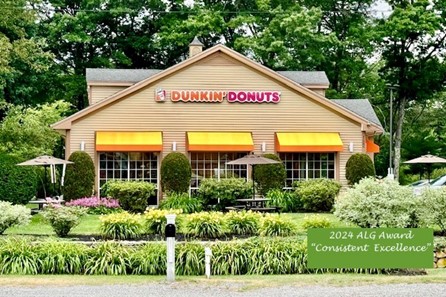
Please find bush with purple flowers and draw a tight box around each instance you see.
[66,197,121,214]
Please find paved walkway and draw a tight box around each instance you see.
[1,283,446,297]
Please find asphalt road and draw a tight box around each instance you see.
[1,283,446,297]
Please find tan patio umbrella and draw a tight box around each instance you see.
[17,155,73,197]
[404,154,446,182]
[226,154,281,199]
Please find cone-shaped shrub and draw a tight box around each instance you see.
[63,151,95,201]
[345,153,375,185]
[161,152,191,193]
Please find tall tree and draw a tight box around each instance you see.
[40,0,191,110]
[377,0,446,180]
[0,0,55,107]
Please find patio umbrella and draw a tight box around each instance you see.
[404,154,446,182]
[17,155,73,197]
[226,154,281,199]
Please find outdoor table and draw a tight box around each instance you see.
[28,197,65,211]
[236,198,270,209]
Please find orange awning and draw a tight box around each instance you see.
[275,132,343,152]
[96,131,162,151]
[187,132,254,151]
[366,139,380,153]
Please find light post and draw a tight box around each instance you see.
[387,84,399,180]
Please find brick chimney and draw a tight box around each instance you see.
[189,36,203,58]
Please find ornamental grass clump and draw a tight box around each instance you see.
[301,214,332,230]
[0,201,31,234]
[266,189,300,212]
[143,208,183,236]
[184,211,229,239]
[36,241,88,274]
[42,205,87,237]
[100,212,143,240]
[159,192,203,213]
[84,242,131,275]
[260,214,296,236]
[129,243,166,275]
[0,237,39,274]
[225,210,261,236]
[66,196,121,214]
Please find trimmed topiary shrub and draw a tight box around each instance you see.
[294,179,341,212]
[161,152,191,193]
[334,177,422,228]
[345,153,375,185]
[0,153,38,205]
[253,154,286,195]
[63,151,95,201]
[105,180,156,213]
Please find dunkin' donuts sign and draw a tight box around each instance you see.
[155,89,281,103]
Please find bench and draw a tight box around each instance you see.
[224,205,246,211]
[249,207,278,213]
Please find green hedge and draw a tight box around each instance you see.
[0,237,392,275]
[0,152,38,205]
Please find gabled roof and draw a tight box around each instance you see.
[52,44,383,134]
[331,99,383,128]
[86,69,162,84]
[86,68,329,87]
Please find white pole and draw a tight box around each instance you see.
[61,164,67,186]
[205,247,212,279]
[165,214,176,282]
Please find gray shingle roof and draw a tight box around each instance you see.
[277,71,329,86]
[86,68,329,86]
[86,68,162,83]
[331,99,383,128]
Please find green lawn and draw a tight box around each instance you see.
[4,212,347,236]
[5,214,102,236]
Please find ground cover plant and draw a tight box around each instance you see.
[66,196,120,214]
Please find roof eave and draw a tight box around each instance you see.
[52,44,375,131]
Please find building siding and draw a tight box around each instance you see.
[71,63,363,196]
[90,86,127,105]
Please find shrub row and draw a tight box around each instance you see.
[0,237,392,275]
[100,210,297,240]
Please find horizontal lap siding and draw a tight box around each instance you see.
[71,64,362,189]
[90,86,127,105]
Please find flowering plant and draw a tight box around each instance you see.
[66,197,120,214]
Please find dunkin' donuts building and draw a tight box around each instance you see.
[53,39,383,204]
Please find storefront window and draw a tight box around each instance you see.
[280,153,335,188]
[190,152,248,192]
[99,152,158,189]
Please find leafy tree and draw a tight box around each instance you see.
[377,0,446,180]
[63,151,95,201]
[0,0,55,107]
[0,101,70,158]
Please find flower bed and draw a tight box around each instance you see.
[66,197,120,214]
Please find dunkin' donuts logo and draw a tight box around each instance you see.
[155,89,281,103]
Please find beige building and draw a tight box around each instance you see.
[52,39,383,204]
